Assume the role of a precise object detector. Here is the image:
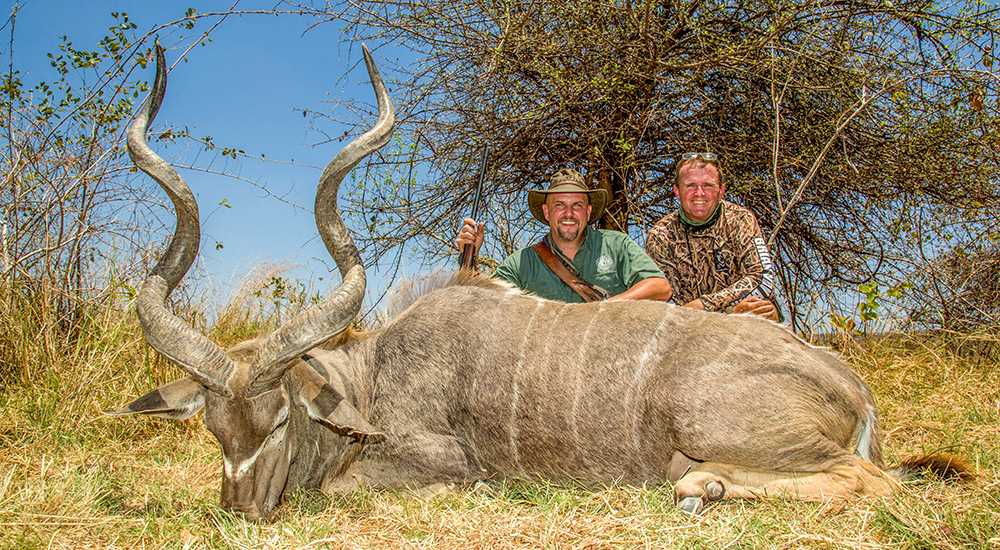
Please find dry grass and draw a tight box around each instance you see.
[1,284,998,549]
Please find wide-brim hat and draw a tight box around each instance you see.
[527,168,608,225]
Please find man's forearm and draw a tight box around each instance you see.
[609,277,673,302]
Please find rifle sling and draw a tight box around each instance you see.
[532,240,606,302]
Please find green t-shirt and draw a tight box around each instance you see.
[493,228,665,303]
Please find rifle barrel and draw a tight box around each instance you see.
[459,148,489,269]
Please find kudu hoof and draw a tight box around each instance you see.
[677,496,704,516]
[706,480,725,501]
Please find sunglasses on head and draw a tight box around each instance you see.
[681,152,718,161]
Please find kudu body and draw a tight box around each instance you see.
[112,46,960,522]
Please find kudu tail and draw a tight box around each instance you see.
[854,407,972,483]
[886,454,974,483]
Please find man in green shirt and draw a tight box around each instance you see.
[456,168,672,303]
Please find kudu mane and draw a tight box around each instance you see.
[384,269,514,319]
[307,271,512,351]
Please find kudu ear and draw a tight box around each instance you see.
[105,377,206,420]
[288,363,382,439]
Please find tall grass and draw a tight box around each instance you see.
[1,276,997,549]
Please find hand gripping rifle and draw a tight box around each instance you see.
[458,148,489,269]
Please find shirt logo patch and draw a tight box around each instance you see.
[597,255,613,272]
[712,249,730,273]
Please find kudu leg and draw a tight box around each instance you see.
[322,431,481,494]
[672,455,900,515]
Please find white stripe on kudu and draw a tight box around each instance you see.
[509,299,544,476]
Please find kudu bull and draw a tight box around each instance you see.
[111,45,964,522]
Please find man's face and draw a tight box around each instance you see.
[674,164,724,223]
[542,192,591,244]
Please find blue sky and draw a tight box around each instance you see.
[9,1,411,306]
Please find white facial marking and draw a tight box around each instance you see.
[222,406,288,479]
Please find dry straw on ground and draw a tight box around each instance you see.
[1,285,997,549]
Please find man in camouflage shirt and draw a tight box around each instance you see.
[644,153,780,321]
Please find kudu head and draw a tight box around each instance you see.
[108,44,394,522]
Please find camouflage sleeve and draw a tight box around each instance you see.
[643,224,681,294]
[643,224,670,276]
[698,209,777,311]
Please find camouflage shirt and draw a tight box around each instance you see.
[644,201,777,312]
